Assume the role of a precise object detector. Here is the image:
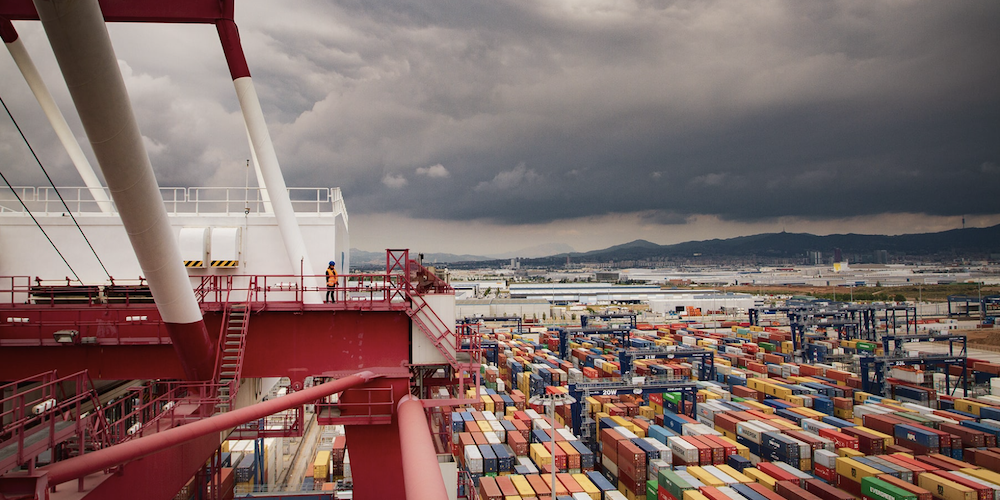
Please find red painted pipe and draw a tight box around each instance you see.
[397,395,449,500]
[44,371,379,486]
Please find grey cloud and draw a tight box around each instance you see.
[0,0,997,229]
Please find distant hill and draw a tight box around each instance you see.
[352,224,1000,268]
[521,224,1000,266]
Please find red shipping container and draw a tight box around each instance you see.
[932,470,992,500]
[683,436,713,466]
[689,435,725,465]
[747,482,785,500]
[714,413,742,434]
[704,435,737,460]
[478,477,503,500]
[618,470,640,496]
[805,478,855,500]
[879,454,929,479]
[818,428,859,450]
[525,475,551,496]
[507,431,528,457]
[927,453,977,470]
[494,476,518,497]
[699,486,731,500]
[556,473,584,495]
[967,448,1000,473]
[813,463,836,483]
[775,480,823,500]
[835,473,862,498]
[757,462,800,484]
[840,427,884,455]
[800,365,823,377]
[940,423,989,448]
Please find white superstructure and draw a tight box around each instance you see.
[0,186,349,285]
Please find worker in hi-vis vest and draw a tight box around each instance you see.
[325,261,338,303]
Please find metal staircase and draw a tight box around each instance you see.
[216,286,253,412]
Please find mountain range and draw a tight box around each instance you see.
[352,224,1000,267]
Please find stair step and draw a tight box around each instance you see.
[222,363,237,368]
[224,349,240,354]
[223,356,239,361]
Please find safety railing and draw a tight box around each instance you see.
[99,380,227,443]
[314,387,394,426]
[0,277,156,307]
[0,370,112,475]
[0,186,346,216]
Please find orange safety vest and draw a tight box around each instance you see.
[326,267,338,286]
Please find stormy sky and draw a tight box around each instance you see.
[1,0,998,255]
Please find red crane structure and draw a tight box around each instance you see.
[0,1,481,498]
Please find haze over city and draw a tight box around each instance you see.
[1,0,998,255]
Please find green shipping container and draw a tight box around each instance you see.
[659,469,696,500]
[647,479,658,500]
[759,342,775,352]
[664,392,682,404]
[857,341,877,352]
[861,476,918,500]
[732,396,746,403]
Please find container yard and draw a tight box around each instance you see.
[438,309,1000,500]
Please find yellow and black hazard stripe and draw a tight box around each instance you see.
[211,260,240,267]
[184,260,204,268]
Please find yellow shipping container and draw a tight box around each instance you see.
[529,443,551,466]
[585,397,602,415]
[716,464,754,484]
[640,406,655,419]
[686,466,726,487]
[838,447,864,458]
[683,491,710,500]
[740,400,774,414]
[918,472,977,500]
[834,407,854,420]
[853,391,872,404]
[314,450,331,481]
[786,395,806,407]
[781,341,794,354]
[742,468,776,491]
[855,426,893,448]
[572,473,602,500]
[510,474,536,498]
[958,468,1000,490]
[835,457,881,484]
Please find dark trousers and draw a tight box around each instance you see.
[326,285,336,303]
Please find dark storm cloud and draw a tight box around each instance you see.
[244,0,1000,225]
[2,0,997,227]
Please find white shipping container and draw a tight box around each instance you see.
[772,461,811,486]
[703,465,739,485]
[605,491,629,500]
[601,454,618,477]
[736,422,766,444]
[675,470,706,489]
[557,428,577,441]
[616,426,639,440]
[801,418,838,434]
[489,421,505,441]
[465,445,483,473]
[718,486,747,500]
[814,449,838,469]
[484,432,501,445]
[668,436,699,464]
[648,458,671,482]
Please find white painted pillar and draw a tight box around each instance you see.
[1,20,112,213]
